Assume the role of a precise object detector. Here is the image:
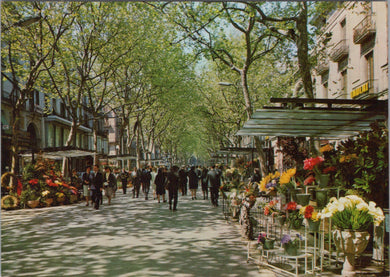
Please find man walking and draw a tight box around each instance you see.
[119,168,129,194]
[92,165,104,210]
[166,165,180,211]
[207,165,221,207]
[82,165,93,206]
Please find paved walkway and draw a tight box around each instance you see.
[2,191,270,277]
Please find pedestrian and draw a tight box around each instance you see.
[131,167,141,198]
[150,167,157,200]
[201,166,208,200]
[178,166,188,196]
[166,165,180,211]
[188,166,198,200]
[206,165,221,207]
[92,164,103,210]
[119,168,129,194]
[103,166,116,205]
[141,165,152,200]
[113,168,120,198]
[154,167,166,203]
[82,165,93,206]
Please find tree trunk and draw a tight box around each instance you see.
[296,2,314,99]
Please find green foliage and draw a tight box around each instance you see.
[331,206,373,231]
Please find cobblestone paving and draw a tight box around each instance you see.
[2,191,262,277]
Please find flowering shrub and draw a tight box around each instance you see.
[321,195,385,230]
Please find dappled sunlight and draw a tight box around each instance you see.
[2,193,259,276]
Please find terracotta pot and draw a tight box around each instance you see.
[333,229,370,276]
[27,200,40,209]
[45,198,54,207]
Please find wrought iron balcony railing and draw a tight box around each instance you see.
[353,14,376,44]
[330,39,349,62]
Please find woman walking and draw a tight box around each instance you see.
[154,167,166,203]
[201,166,209,200]
[103,166,116,205]
[188,166,198,200]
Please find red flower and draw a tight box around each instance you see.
[62,183,71,189]
[303,156,324,171]
[323,166,336,174]
[286,201,297,211]
[47,181,58,187]
[17,178,23,196]
[304,205,314,219]
[264,206,270,215]
[28,179,39,185]
[304,176,316,186]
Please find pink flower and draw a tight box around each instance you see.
[304,176,316,186]
[303,156,324,171]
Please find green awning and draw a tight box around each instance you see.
[237,108,387,138]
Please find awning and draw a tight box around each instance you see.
[237,108,387,138]
[20,146,96,160]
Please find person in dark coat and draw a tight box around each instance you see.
[206,165,221,207]
[103,166,116,205]
[92,165,104,210]
[178,166,188,196]
[131,167,141,198]
[166,165,180,211]
[201,167,209,200]
[141,166,152,200]
[154,167,166,203]
[119,168,129,194]
[188,166,199,200]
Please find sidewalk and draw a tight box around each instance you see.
[2,192,264,277]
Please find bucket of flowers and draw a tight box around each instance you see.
[257,232,276,250]
[300,205,322,232]
[281,234,303,256]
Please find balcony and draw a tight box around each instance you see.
[353,15,376,44]
[329,39,349,62]
[351,79,377,99]
[316,59,329,75]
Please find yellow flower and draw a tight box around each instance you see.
[259,182,267,192]
[311,211,321,221]
[320,144,333,153]
[339,156,346,163]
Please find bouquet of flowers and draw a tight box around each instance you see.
[299,205,321,221]
[281,234,303,255]
[258,171,280,194]
[286,201,303,228]
[277,168,298,194]
[320,195,384,230]
[262,200,281,217]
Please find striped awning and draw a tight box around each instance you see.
[237,108,387,138]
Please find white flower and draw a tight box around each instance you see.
[356,202,368,211]
[346,195,364,204]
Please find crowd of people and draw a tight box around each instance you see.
[72,164,224,211]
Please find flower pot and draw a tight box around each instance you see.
[307,218,320,232]
[332,229,370,276]
[284,243,298,256]
[290,218,303,230]
[295,193,310,206]
[291,188,302,202]
[315,189,328,209]
[263,239,275,250]
[45,198,54,207]
[27,200,40,209]
[318,174,330,188]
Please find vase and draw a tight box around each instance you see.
[295,193,311,206]
[27,200,40,209]
[318,174,330,188]
[315,189,328,209]
[284,243,298,256]
[263,239,275,250]
[307,218,320,232]
[332,229,370,276]
[45,198,54,207]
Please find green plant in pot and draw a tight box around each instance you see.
[281,234,303,256]
[286,201,304,229]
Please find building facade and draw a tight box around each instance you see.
[313,2,388,100]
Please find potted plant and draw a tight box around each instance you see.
[1,194,19,210]
[320,195,385,276]
[257,232,276,250]
[300,205,322,232]
[286,201,303,230]
[281,234,303,256]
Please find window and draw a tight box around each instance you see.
[340,18,346,40]
[366,51,374,92]
[323,82,329,98]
